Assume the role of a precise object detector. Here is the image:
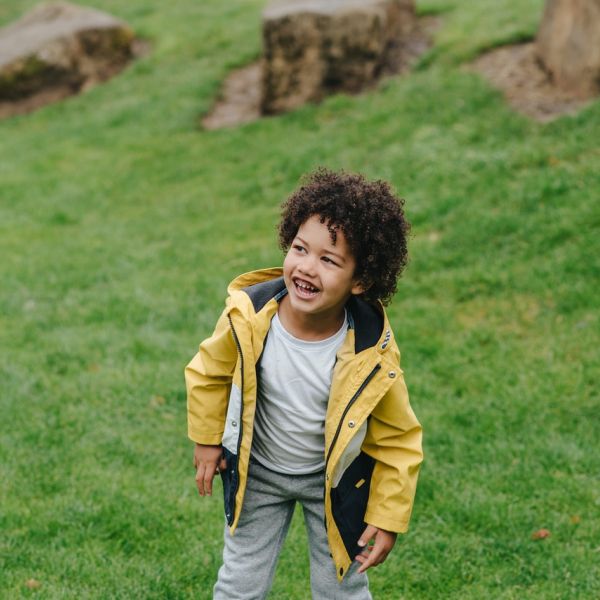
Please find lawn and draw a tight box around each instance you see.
[1,0,599,598]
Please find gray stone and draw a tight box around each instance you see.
[0,2,136,117]
[536,0,600,97]
[261,0,416,114]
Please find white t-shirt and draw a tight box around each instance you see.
[251,310,348,474]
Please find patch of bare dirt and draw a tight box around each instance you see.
[201,15,440,131]
[202,62,262,131]
[470,42,594,122]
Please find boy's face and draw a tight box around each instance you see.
[283,215,364,323]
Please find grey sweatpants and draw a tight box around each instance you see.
[213,457,372,600]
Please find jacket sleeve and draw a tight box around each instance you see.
[361,371,423,533]
[185,306,238,445]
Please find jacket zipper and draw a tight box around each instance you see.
[227,315,244,520]
[325,364,381,470]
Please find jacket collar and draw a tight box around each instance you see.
[231,269,385,354]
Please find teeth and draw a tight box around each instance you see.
[295,280,318,292]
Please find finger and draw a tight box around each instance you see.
[203,463,217,496]
[357,525,378,549]
[357,549,383,573]
[355,543,375,562]
[195,464,206,496]
[357,543,372,559]
[219,456,228,472]
[193,446,202,470]
[357,553,376,573]
[357,539,388,573]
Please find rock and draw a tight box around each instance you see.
[536,0,600,98]
[261,0,416,114]
[0,1,136,118]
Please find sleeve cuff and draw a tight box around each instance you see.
[188,429,224,445]
[364,509,410,534]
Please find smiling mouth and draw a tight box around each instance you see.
[293,278,320,298]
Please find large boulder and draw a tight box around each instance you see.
[0,2,136,117]
[261,0,416,114]
[536,0,600,97]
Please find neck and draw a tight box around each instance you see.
[277,295,347,341]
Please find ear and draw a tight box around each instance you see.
[350,279,370,296]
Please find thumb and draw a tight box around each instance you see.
[358,525,379,547]
[219,455,228,472]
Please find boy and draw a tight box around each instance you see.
[186,168,423,599]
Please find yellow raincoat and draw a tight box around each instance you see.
[186,268,423,580]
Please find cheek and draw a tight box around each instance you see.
[331,272,355,294]
[283,252,295,275]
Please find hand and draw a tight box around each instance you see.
[355,524,397,573]
[194,443,227,497]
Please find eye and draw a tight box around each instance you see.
[322,256,339,266]
[293,244,306,253]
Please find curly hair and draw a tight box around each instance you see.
[278,168,410,306]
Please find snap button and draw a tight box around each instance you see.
[348,420,355,428]
[231,420,237,428]
[388,370,396,379]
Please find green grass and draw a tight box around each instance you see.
[1,0,599,598]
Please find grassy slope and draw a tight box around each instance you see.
[1,0,599,598]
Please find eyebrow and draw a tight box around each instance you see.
[295,236,347,263]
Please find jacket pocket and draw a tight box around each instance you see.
[330,451,375,558]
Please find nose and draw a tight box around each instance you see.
[298,253,317,276]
